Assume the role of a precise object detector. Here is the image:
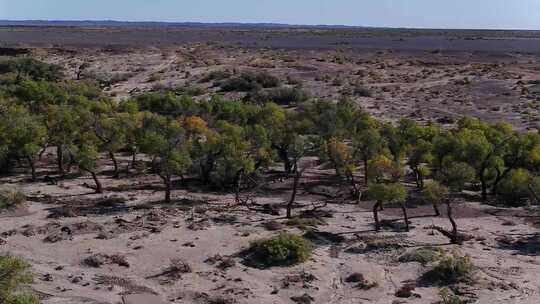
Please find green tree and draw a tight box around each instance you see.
[423,180,449,216]
[71,133,103,193]
[436,162,475,244]
[493,132,540,195]
[46,104,90,175]
[352,115,385,185]
[258,103,310,174]
[0,103,46,181]
[93,110,133,177]
[366,183,407,232]
[139,114,192,203]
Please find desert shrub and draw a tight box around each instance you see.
[398,247,442,265]
[286,75,303,87]
[0,58,63,82]
[246,87,309,105]
[201,70,232,83]
[263,220,284,231]
[0,186,25,210]
[497,169,532,205]
[147,73,162,83]
[439,288,465,304]
[285,217,325,230]
[220,71,280,92]
[246,233,313,267]
[424,251,475,284]
[174,85,205,96]
[168,258,192,275]
[354,84,372,97]
[0,255,38,304]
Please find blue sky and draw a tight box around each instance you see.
[1,0,539,30]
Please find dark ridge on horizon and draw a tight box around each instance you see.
[1,20,539,32]
[0,19,367,29]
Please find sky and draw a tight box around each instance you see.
[1,0,539,30]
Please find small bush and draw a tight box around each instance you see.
[285,217,326,230]
[439,288,465,304]
[246,87,309,105]
[220,71,280,92]
[0,186,25,210]
[424,251,475,284]
[354,84,372,97]
[168,258,192,276]
[0,255,38,304]
[398,247,442,265]
[245,233,313,267]
[201,70,232,83]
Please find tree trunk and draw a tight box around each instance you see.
[109,151,119,178]
[273,144,292,174]
[401,203,410,232]
[200,157,214,184]
[57,145,64,175]
[433,203,441,216]
[286,168,301,219]
[131,150,137,169]
[27,156,36,182]
[234,168,245,203]
[491,168,511,195]
[39,143,48,160]
[445,199,459,244]
[162,175,172,203]
[373,200,381,231]
[528,182,540,204]
[413,168,421,188]
[363,157,369,185]
[480,169,488,201]
[90,171,103,194]
[347,172,360,202]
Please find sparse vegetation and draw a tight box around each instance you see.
[0,255,39,304]
[219,71,280,92]
[398,247,443,265]
[423,251,475,284]
[0,186,25,210]
[245,233,313,267]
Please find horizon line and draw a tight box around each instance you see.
[1,19,539,32]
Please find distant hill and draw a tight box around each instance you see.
[0,20,364,29]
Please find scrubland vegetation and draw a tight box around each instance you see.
[1,54,540,303]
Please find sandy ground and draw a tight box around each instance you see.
[1,155,540,304]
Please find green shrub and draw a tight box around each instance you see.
[0,255,38,304]
[0,186,25,210]
[398,247,443,265]
[424,251,475,284]
[246,233,313,267]
[497,169,531,205]
[0,58,63,82]
[246,87,309,105]
[6,293,39,304]
[439,288,465,304]
[220,71,280,92]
